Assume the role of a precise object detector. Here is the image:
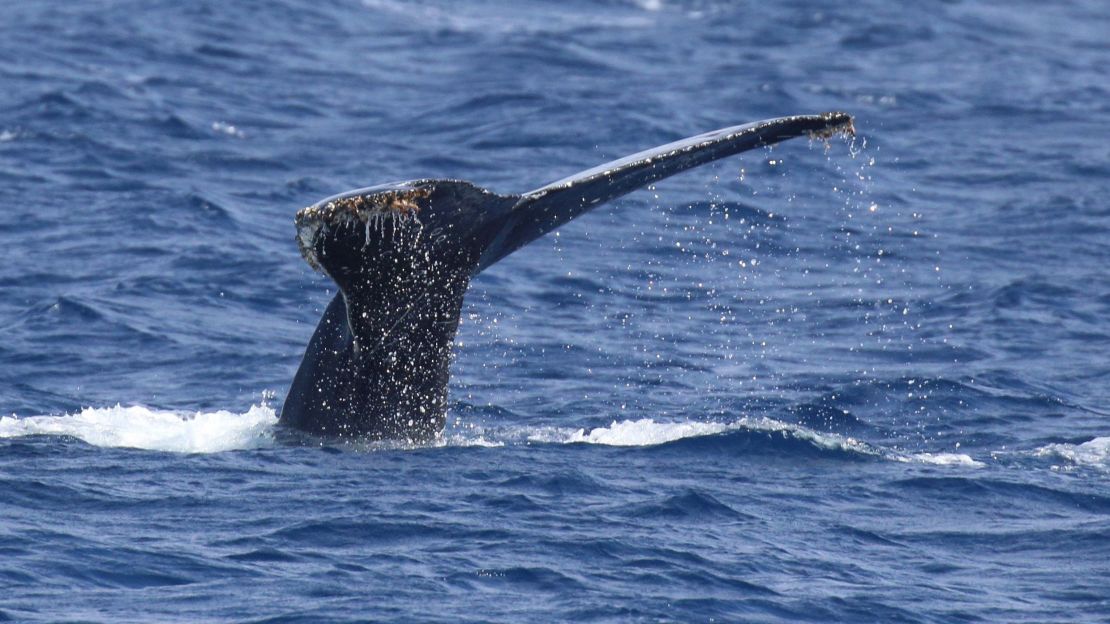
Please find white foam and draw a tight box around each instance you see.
[742,416,878,456]
[455,417,983,468]
[0,404,988,467]
[565,418,732,446]
[1036,436,1110,470]
[906,452,985,468]
[559,416,884,457]
[0,404,277,453]
[438,431,504,448]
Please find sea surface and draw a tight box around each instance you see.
[1,1,1108,622]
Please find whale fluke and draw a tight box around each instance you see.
[280,112,855,440]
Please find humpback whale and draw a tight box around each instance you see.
[280,112,855,441]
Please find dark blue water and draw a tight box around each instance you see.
[2,1,1108,621]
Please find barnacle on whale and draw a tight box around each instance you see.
[295,187,432,272]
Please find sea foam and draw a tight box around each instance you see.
[0,404,277,453]
[1,405,986,468]
[1036,436,1110,470]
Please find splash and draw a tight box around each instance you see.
[0,404,277,453]
[900,452,984,468]
[1036,437,1110,470]
[448,416,983,468]
[565,418,732,446]
[560,416,878,454]
[564,418,984,467]
[0,405,986,467]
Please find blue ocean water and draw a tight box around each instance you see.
[1,0,1108,621]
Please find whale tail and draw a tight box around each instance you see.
[283,180,517,439]
[281,113,854,439]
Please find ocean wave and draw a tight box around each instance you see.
[564,418,735,446]
[1,405,987,468]
[0,404,276,453]
[562,417,983,467]
[898,452,984,468]
[1036,436,1110,470]
[448,416,985,468]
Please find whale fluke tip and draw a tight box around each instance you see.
[808,111,855,140]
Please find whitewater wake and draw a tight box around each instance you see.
[447,416,984,467]
[1036,437,1110,471]
[0,404,277,453]
[0,405,997,468]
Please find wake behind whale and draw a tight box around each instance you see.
[280,113,856,441]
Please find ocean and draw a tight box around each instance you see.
[1,0,1108,621]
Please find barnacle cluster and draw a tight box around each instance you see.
[807,113,856,141]
[295,187,432,272]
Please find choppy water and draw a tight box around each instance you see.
[2,1,1108,621]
